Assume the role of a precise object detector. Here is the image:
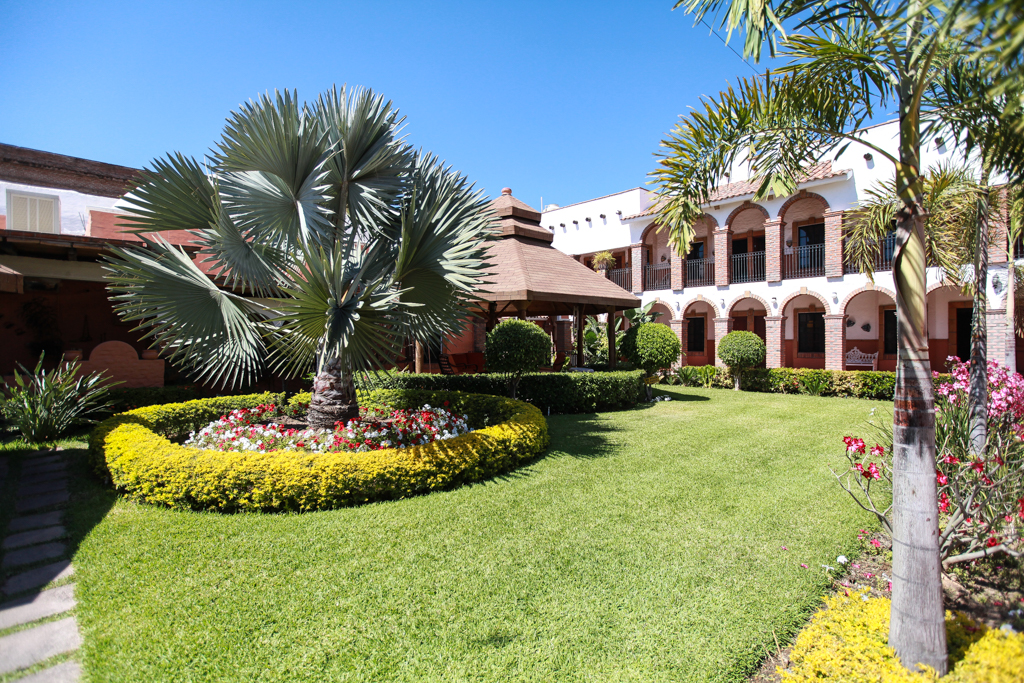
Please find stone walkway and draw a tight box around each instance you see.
[0,450,82,682]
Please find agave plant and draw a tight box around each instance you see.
[104,87,494,428]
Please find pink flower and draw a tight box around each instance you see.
[869,539,882,548]
[870,444,885,456]
[781,546,788,551]
[971,459,986,474]
[800,563,808,568]
[936,470,949,486]
[942,453,959,465]
[887,581,892,591]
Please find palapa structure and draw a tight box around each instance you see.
[475,188,639,366]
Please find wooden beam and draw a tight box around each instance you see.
[575,305,586,367]
[607,305,617,370]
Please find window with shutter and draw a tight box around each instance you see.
[5,191,59,233]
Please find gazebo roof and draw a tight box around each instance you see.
[476,189,639,316]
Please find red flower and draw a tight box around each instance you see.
[986,536,1000,548]
[938,492,951,513]
[971,459,986,474]
[870,444,885,457]
[942,453,960,465]
[936,470,949,486]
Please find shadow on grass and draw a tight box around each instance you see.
[651,389,711,402]
[0,432,116,601]
[545,413,627,460]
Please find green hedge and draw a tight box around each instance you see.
[89,390,547,512]
[104,385,264,414]
[358,371,645,414]
[671,366,952,401]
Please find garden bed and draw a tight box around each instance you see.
[88,389,548,512]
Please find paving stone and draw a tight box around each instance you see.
[18,481,68,497]
[1,543,65,569]
[0,617,81,675]
[0,585,75,630]
[15,492,70,514]
[3,526,66,551]
[7,512,63,534]
[19,464,66,479]
[2,562,74,596]
[10,660,82,683]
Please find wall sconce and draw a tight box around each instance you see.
[771,297,778,309]
[935,137,945,149]
[863,153,873,161]
[861,323,871,332]
[723,171,731,179]
[846,318,856,327]
[720,299,726,310]
[785,239,793,247]
[675,301,681,311]
[661,254,667,262]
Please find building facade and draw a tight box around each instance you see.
[543,120,1018,373]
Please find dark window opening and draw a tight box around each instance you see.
[687,242,704,260]
[752,234,766,252]
[799,223,825,246]
[883,309,898,355]
[798,312,825,353]
[732,237,749,254]
[956,307,974,362]
[687,317,705,353]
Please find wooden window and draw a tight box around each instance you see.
[882,306,897,356]
[6,191,59,234]
[797,310,825,353]
[687,315,706,354]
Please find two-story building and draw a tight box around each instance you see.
[543,120,1018,373]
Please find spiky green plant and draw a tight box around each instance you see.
[103,87,494,428]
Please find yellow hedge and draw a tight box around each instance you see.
[89,390,549,512]
[781,589,1024,682]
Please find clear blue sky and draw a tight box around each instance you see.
[0,0,767,209]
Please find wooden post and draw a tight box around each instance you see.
[414,340,424,374]
[607,305,617,369]
[575,305,586,367]
[486,302,497,332]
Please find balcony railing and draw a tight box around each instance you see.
[785,243,826,279]
[608,267,632,291]
[643,262,671,291]
[731,251,765,284]
[686,257,714,287]
[844,234,896,274]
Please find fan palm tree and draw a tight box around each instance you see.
[103,87,494,429]
[652,0,995,672]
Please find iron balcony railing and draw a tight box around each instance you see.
[608,267,632,291]
[730,251,766,284]
[643,262,671,291]
[685,257,714,287]
[844,234,896,274]
[785,243,826,279]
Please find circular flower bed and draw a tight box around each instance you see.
[89,389,548,512]
[184,403,472,453]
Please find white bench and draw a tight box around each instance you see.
[845,346,879,371]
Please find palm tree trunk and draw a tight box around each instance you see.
[969,186,990,456]
[888,88,948,672]
[308,356,359,429]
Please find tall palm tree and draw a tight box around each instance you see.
[653,0,985,672]
[103,88,494,429]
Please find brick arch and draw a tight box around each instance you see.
[695,213,719,230]
[927,281,957,295]
[779,288,832,315]
[724,201,769,229]
[645,297,678,321]
[726,293,771,316]
[640,222,661,242]
[840,285,897,314]
[776,190,830,221]
[682,294,721,318]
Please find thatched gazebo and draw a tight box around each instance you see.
[474,188,640,366]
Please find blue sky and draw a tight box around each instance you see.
[1,0,768,208]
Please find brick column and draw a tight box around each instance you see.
[990,189,1009,265]
[765,316,786,368]
[713,316,734,367]
[714,228,732,287]
[765,218,785,283]
[987,308,1008,368]
[671,318,688,366]
[824,210,845,278]
[670,248,684,291]
[630,243,643,294]
[825,313,847,370]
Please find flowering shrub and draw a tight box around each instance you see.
[89,390,548,512]
[782,589,1024,681]
[835,358,1024,564]
[184,403,472,453]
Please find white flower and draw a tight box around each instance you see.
[837,555,848,564]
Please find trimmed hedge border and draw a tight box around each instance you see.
[89,389,548,512]
[672,366,952,401]
[358,370,645,414]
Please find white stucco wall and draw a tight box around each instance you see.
[0,181,121,236]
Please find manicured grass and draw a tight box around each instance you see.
[64,388,887,682]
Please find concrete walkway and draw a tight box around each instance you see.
[0,450,82,682]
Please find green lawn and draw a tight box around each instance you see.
[39,388,886,682]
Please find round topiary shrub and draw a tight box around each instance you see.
[485,319,551,398]
[624,323,681,399]
[89,390,549,512]
[717,330,765,390]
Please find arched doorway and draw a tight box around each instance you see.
[842,289,897,371]
[782,293,830,368]
[927,285,975,372]
[682,300,716,366]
